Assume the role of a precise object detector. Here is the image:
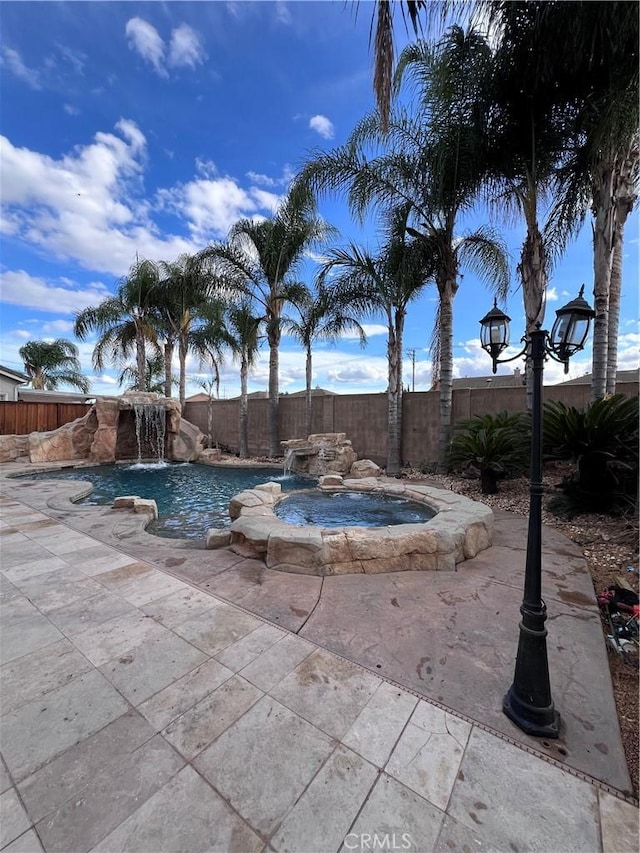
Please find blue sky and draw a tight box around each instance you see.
[1,0,638,399]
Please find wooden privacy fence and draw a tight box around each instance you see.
[0,403,92,436]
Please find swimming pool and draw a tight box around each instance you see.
[21,463,312,540]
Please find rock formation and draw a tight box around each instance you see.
[0,392,205,465]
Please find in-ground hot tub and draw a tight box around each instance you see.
[226,475,494,575]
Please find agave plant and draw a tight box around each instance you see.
[448,411,530,494]
[543,395,639,511]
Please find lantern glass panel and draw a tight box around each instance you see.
[567,318,589,349]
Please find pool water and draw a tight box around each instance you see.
[21,463,312,540]
[275,490,435,527]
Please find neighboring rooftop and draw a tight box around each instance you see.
[447,368,525,390]
[0,364,29,383]
[17,388,96,403]
[558,369,639,386]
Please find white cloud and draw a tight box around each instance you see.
[125,18,166,76]
[0,122,196,274]
[309,115,334,140]
[545,286,559,302]
[168,24,206,69]
[1,47,41,89]
[41,319,76,334]
[125,18,206,77]
[0,270,111,314]
[64,104,80,116]
[339,323,388,340]
[275,2,292,25]
[55,44,86,75]
[246,171,276,188]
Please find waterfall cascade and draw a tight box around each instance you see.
[133,402,167,463]
[283,448,295,476]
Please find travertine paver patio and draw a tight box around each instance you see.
[1,493,638,852]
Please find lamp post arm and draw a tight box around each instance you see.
[488,338,529,374]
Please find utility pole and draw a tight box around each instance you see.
[406,348,416,392]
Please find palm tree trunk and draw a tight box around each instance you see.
[164,340,174,398]
[135,327,146,393]
[305,346,313,440]
[606,235,623,397]
[607,153,636,395]
[267,319,281,458]
[386,318,401,475]
[178,336,187,410]
[590,160,616,402]
[239,354,249,459]
[437,279,455,467]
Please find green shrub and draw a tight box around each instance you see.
[448,411,531,494]
[543,395,639,512]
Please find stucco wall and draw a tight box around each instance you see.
[184,381,638,466]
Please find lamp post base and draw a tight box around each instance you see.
[503,686,561,738]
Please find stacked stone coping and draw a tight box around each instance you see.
[226,475,494,576]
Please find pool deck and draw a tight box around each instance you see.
[1,464,638,852]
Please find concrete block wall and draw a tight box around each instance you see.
[184,381,638,467]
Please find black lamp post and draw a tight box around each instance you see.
[479,286,595,738]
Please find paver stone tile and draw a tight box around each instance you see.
[386,703,471,811]
[137,658,234,731]
[172,603,263,655]
[2,555,68,584]
[270,649,380,739]
[434,815,502,852]
[76,553,142,578]
[141,586,221,628]
[0,615,64,666]
[1,639,93,716]
[239,634,312,692]
[45,590,137,636]
[215,622,286,671]
[12,567,104,613]
[272,745,378,853]
[0,593,40,628]
[0,757,11,794]
[1,669,129,782]
[18,710,156,824]
[89,765,262,853]
[113,571,188,607]
[342,681,417,767]
[340,774,445,853]
[2,828,44,853]
[98,632,207,704]
[599,791,639,853]
[35,735,184,853]
[70,610,172,667]
[162,675,262,759]
[0,788,31,849]
[193,695,334,835]
[447,727,601,852]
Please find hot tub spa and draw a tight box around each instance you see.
[224,475,494,575]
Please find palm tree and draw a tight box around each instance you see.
[225,300,262,458]
[154,254,229,410]
[302,27,509,463]
[117,351,169,394]
[19,339,90,393]
[200,183,336,457]
[284,282,366,439]
[74,257,160,391]
[521,2,639,400]
[319,205,435,474]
